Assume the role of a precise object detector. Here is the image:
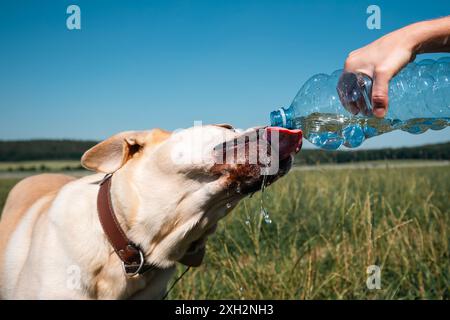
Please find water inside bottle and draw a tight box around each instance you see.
[295,112,450,150]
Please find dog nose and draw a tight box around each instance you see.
[265,126,303,160]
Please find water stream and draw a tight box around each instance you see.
[260,175,272,224]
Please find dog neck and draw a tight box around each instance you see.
[105,167,185,269]
[86,171,177,299]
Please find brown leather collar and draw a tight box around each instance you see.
[97,174,156,277]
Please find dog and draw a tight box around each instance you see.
[0,124,301,299]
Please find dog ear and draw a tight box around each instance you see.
[81,131,145,173]
[81,130,169,173]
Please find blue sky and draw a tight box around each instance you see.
[0,0,449,149]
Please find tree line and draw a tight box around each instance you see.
[295,142,450,165]
[0,140,97,162]
[0,139,449,165]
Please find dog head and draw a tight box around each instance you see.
[81,124,302,268]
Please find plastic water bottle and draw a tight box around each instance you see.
[270,57,450,150]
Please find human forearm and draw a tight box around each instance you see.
[406,16,450,54]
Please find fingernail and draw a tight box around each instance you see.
[373,107,386,118]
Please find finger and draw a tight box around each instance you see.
[371,71,391,118]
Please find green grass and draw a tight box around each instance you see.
[0,179,20,210]
[0,165,448,299]
[169,166,449,299]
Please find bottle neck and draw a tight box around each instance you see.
[270,105,295,128]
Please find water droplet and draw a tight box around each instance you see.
[260,208,272,224]
[259,175,272,224]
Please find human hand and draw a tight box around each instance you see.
[343,30,415,117]
[343,17,450,118]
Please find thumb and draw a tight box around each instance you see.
[371,71,391,118]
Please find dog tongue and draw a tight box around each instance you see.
[265,127,303,159]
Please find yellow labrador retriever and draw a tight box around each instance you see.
[0,124,301,299]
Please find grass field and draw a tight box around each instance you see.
[0,160,82,172]
[0,165,448,299]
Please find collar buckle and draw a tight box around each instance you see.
[122,248,145,277]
